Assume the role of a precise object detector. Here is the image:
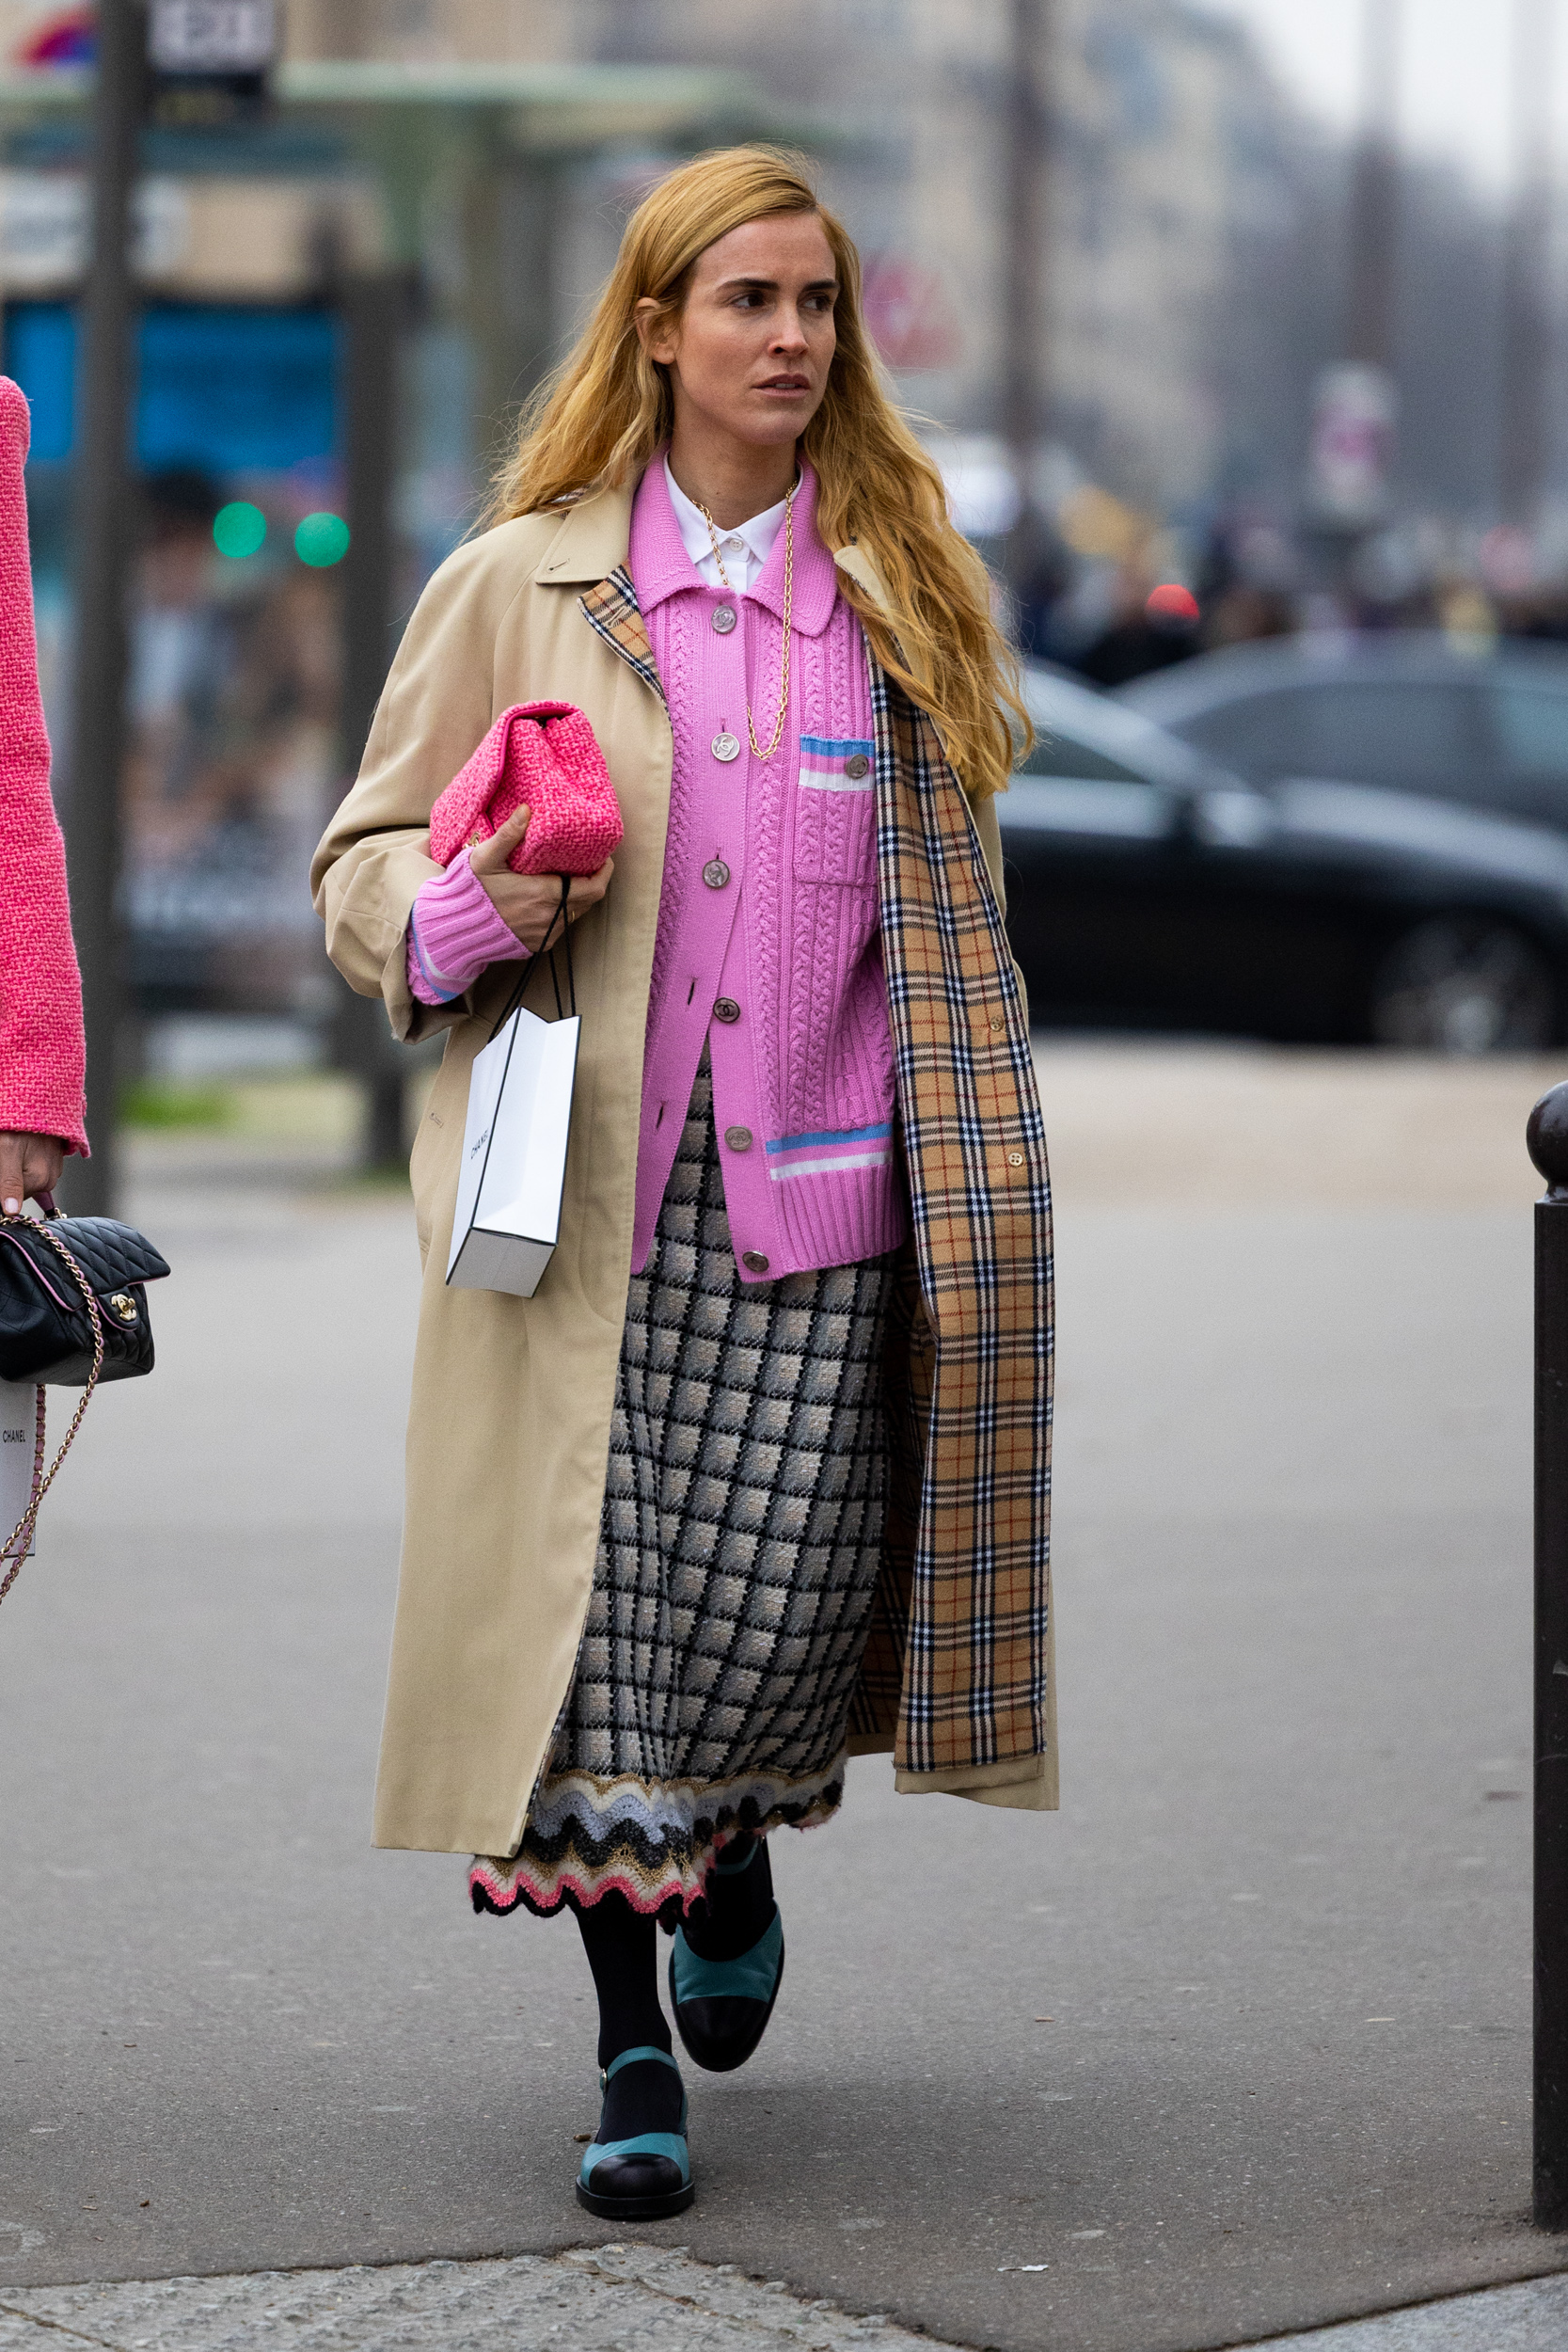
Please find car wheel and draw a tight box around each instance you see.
[1370,915,1556,1053]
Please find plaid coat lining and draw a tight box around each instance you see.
[578,569,1053,1784]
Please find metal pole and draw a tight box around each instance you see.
[1528,1077,1568,2228]
[1002,0,1050,602]
[333,271,404,1169]
[1346,0,1402,367]
[64,0,145,1217]
[1501,0,1555,529]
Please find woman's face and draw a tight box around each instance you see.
[640,211,839,453]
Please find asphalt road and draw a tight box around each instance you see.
[0,1043,1562,2352]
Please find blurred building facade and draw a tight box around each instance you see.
[0,0,1558,1049]
[277,0,1301,532]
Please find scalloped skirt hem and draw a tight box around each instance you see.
[468,1755,847,1928]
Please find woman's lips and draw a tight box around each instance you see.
[756,375,811,391]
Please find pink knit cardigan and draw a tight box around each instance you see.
[0,378,87,1155]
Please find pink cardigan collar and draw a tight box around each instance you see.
[628,453,838,637]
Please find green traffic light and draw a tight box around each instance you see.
[213,501,266,559]
[294,512,351,567]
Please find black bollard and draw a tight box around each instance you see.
[1528,1080,1568,2226]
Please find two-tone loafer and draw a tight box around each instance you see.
[669,1904,784,2074]
[575,2043,694,2220]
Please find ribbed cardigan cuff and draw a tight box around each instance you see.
[407,847,528,1006]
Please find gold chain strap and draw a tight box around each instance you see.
[0,1216,105,1608]
[698,480,796,761]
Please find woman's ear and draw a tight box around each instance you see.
[634,296,678,370]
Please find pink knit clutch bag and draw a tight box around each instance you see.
[428,701,623,877]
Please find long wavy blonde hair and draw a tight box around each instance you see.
[486,146,1027,798]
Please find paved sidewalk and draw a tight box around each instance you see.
[0,1045,1565,2352]
[0,2245,933,2352]
[3,2248,1568,2351]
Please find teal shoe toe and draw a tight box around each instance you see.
[575,2045,694,2220]
[670,1906,784,2074]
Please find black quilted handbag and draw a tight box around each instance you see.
[0,1199,169,1610]
[0,1197,169,1385]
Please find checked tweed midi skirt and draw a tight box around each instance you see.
[469,1061,895,1926]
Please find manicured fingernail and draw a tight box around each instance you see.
[3,1200,19,1215]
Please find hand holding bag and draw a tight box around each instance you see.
[428,701,623,878]
[0,1198,170,1607]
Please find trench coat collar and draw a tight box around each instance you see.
[532,481,636,587]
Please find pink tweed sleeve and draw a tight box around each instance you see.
[406,846,528,1006]
[0,378,86,1156]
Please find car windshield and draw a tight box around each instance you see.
[1180,678,1479,789]
[1020,669,1210,789]
[1491,680,1568,777]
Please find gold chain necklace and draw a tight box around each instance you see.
[699,480,796,761]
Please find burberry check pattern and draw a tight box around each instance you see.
[470,1063,895,1923]
[579,566,666,705]
[566,557,1053,1788]
[856,671,1054,1775]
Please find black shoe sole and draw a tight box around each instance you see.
[669,1933,785,2074]
[575,2175,696,2221]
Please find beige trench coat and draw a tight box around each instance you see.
[312,482,1055,1858]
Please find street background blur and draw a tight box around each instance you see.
[4,10,1568,2343]
[7,0,1568,1164]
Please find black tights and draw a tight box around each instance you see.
[573,1835,773,2133]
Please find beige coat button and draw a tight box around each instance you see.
[741,1249,769,1273]
[1006,1150,1025,1167]
[725,1126,753,1152]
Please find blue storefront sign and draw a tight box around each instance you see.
[4,301,341,470]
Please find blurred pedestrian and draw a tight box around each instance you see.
[313,147,1053,2223]
[0,377,87,1211]
[1074,564,1199,686]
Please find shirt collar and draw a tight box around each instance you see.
[664,458,786,579]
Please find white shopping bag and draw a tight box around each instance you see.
[447,1004,580,1298]
[0,1379,38,1558]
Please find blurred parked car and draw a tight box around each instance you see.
[1117,630,1568,832]
[1001,664,1568,1051]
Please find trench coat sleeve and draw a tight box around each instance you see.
[310,523,539,1045]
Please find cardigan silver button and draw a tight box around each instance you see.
[741,1249,769,1273]
[703,858,731,889]
[711,730,741,763]
[845,752,871,779]
[712,997,741,1024]
[724,1126,752,1152]
[712,605,737,634]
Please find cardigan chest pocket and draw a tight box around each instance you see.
[794,735,878,884]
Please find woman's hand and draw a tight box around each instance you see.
[467,806,614,950]
[0,1133,64,1216]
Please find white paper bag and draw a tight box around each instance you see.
[0,1380,38,1558]
[447,1004,581,1298]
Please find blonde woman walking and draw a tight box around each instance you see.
[313,146,1054,2221]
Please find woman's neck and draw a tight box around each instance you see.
[665,433,798,530]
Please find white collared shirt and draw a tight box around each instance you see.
[664,457,786,594]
